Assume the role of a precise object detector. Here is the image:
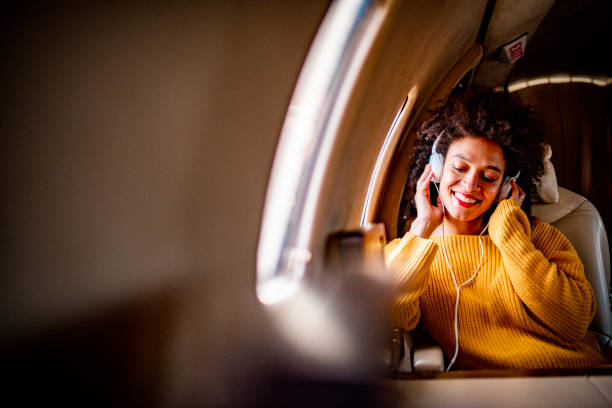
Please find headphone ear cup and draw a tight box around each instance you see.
[429,153,444,183]
[496,177,511,202]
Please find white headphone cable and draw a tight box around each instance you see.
[431,181,487,371]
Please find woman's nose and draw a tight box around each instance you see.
[461,172,479,191]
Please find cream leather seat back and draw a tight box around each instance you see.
[532,187,612,347]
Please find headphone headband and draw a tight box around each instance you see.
[432,130,444,154]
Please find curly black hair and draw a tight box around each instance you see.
[401,85,547,228]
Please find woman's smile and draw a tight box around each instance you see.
[451,191,480,207]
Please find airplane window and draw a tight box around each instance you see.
[360,97,407,227]
[360,89,416,227]
[256,0,384,304]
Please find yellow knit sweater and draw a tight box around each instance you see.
[385,199,606,369]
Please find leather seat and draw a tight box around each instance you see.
[531,186,612,347]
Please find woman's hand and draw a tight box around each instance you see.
[508,179,525,206]
[409,164,444,238]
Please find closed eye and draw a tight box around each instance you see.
[481,172,501,182]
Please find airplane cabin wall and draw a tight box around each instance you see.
[2,2,331,406]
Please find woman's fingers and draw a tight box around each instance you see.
[509,180,518,200]
[417,164,432,187]
[415,165,434,204]
[409,165,444,239]
[509,180,525,205]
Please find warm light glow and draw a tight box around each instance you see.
[508,75,611,92]
[527,78,549,87]
[593,77,612,86]
[549,75,570,84]
[507,81,528,92]
[571,76,593,84]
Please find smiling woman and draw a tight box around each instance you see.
[386,85,607,371]
[401,85,547,237]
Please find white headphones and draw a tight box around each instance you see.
[428,130,445,183]
[428,130,520,202]
[495,170,521,202]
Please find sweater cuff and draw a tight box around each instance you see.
[489,199,531,246]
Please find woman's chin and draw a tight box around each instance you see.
[444,204,487,222]
[441,195,494,223]
[450,214,481,222]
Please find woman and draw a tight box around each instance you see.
[385,86,606,370]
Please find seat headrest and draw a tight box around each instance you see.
[535,143,559,204]
[531,187,587,223]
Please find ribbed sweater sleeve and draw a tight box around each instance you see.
[384,233,438,330]
[489,199,596,344]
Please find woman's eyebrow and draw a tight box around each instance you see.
[451,154,503,173]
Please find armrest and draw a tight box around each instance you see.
[389,328,444,373]
[413,344,445,372]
